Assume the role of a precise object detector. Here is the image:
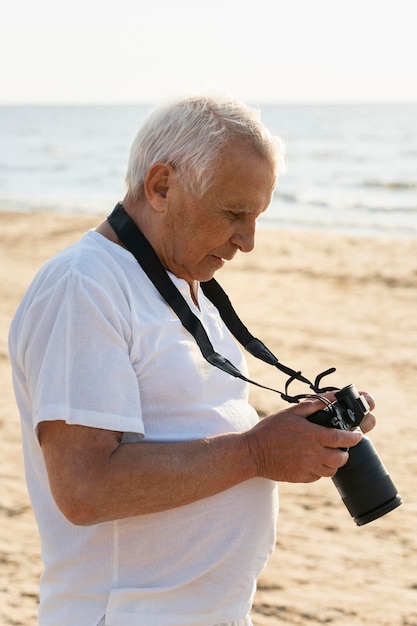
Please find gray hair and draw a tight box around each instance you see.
[125,94,285,199]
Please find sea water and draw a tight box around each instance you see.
[1,103,416,236]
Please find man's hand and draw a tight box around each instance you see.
[245,393,376,483]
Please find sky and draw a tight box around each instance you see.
[1,0,417,105]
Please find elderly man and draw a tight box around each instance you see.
[9,94,374,626]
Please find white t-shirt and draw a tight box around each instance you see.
[9,231,278,626]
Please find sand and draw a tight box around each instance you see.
[1,210,416,626]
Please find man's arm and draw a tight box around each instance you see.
[38,395,375,526]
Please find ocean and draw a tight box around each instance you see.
[1,103,416,237]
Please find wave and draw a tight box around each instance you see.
[260,209,417,237]
[274,190,417,213]
[364,179,417,191]
[0,193,112,215]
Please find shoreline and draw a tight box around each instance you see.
[1,210,416,626]
[1,206,416,240]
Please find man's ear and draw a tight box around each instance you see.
[144,163,175,212]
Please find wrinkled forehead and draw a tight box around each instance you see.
[200,143,277,216]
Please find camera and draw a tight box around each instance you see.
[308,384,402,525]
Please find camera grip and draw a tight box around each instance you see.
[307,408,334,428]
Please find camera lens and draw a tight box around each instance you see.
[332,436,402,526]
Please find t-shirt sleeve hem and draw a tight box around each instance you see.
[34,406,145,437]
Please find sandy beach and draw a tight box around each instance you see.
[1,210,416,626]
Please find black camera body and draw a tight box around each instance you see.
[308,384,402,525]
[307,383,370,431]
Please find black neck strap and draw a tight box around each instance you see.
[107,203,336,402]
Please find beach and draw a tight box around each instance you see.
[1,210,416,626]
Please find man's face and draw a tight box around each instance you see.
[155,142,276,283]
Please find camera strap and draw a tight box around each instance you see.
[107,203,336,402]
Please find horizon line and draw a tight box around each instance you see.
[1,100,417,107]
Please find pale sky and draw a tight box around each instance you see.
[1,0,416,105]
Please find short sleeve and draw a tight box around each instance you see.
[20,268,145,435]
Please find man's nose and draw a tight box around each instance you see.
[231,220,256,253]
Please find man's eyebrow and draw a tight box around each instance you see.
[225,202,255,213]
[231,203,270,216]
[214,199,263,215]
